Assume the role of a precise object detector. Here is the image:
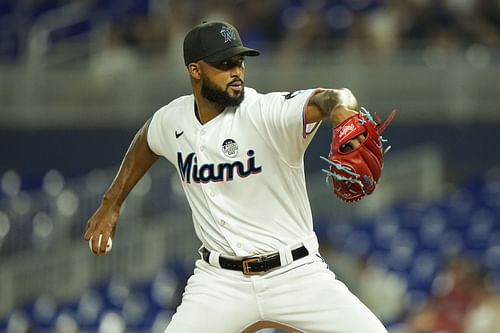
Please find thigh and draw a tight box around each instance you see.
[164,260,260,333]
[260,257,388,333]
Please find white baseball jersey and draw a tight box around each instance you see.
[147,87,322,256]
[148,87,389,333]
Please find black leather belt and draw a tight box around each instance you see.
[201,246,309,275]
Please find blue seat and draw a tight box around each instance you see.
[97,310,126,333]
[372,216,400,251]
[50,310,79,333]
[386,243,415,273]
[407,252,441,291]
[150,269,182,310]
[418,209,447,250]
[75,289,105,331]
[325,220,353,247]
[4,309,31,333]
[482,245,500,271]
[100,276,131,310]
[342,229,372,256]
[438,229,464,257]
[394,202,428,231]
[22,293,58,331]
[151,309,174,333]
[464,208,495,250]
[121,288,154,331]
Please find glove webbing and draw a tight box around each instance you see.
[360,107,392,153]
[320,156,365,195]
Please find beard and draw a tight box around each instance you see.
[201,76,244,107]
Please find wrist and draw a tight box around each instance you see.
[102,193,122,210]
[330,104,358,126]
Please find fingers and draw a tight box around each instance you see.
[85,218,104,255]
[94,233,112,256]
[88,232,112,256]
[84,219,95,241]
[88,224,114,256]
[84,206,118,256]
[91,233,100,255]
[99,237,107,255]
[340,133,366,152]
[350,133,366,149]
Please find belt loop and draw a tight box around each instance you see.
[302,233,319,255]
[279,246,293,266]
[208,250,222,268]
[198,245,205,258]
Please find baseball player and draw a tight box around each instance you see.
[85,21,389,333]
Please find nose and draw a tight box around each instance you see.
[230,63,244,77]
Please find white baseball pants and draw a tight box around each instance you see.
[163,253,388,333]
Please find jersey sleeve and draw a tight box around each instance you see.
[146,105,170,158]
[249,88,323,166]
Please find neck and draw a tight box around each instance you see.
[194,94,225,124]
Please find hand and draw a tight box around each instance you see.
[330,104,358,126]
[330,104,366,150]
[84,203,119,256]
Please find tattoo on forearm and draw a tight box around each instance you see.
[313,90,339,116]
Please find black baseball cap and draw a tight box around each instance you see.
[183,21,260,66]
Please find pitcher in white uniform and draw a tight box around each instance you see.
[84,21,388,333]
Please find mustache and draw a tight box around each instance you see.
[228,78,243,86]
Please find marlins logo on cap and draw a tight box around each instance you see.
[220,25,237,43]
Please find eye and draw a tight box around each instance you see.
[213,58,244,70]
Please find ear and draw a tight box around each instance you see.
[188,63,201,80]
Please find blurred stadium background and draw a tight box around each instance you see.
[1,0,500,332]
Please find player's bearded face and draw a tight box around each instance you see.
[201,74,244,107]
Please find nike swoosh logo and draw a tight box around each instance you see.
[175,130,184,139]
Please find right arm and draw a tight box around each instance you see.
[84,118,159,255]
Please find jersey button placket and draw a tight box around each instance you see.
[196,127,221,230]
[199,128,206,151]
[196,125,239,253]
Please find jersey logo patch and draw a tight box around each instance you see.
[175,130,184,138]
[222,139,238,158]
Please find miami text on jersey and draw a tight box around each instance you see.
[177,150,263,183]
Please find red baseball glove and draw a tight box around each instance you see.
[321,107,396,202]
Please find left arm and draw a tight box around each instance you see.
[306,89,359,125]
